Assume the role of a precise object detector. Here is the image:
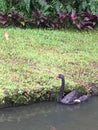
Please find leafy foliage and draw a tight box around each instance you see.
[0,0,7,12]
[0,0,98,29]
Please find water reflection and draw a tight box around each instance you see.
[0,97,98,130]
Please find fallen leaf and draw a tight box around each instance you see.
[4,32,9,40]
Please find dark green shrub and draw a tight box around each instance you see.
[1,0,98,15]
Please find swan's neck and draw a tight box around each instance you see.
[57,78,65,102]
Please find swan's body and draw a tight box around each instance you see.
[56,74,91,104]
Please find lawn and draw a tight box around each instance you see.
[0,28,98,105]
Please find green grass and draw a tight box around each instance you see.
[0,28,98,104]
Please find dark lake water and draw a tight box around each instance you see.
[0,96,98,130]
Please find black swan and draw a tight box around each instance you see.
[56,74,91,104]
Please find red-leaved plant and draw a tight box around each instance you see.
[0,10,98,29]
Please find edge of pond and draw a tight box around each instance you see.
[0,84,88,109]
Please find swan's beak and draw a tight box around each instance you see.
[55,75,59,79]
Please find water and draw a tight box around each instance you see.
[0,97,98,130]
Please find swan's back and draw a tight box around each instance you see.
[61,90,81,104]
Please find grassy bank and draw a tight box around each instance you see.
[0,28,98,106]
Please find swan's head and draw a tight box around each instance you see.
[55,74,64,79]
